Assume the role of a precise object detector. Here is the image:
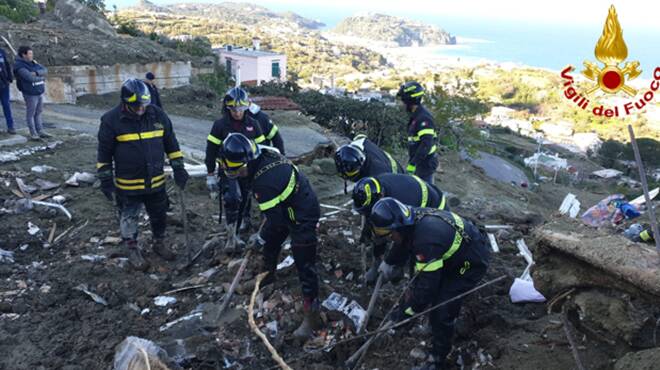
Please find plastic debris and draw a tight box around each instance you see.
[34,179,60,191]
[27,222,41,235]
[31,165,57,174]
[265,320,278,338]
[487,233,499,253]
[74,284,108,306]
[321,292,367,329]
[81,254,107,263]
[16,178,37,194]
[52,195,66,204]
[0,248,15,263]
[65,172,96,186]
[322,292,348,311]
[154,296,177,307]
[276,255,295,270]
[581,194,626,227]
[33,200,72,219]
[159,311,203,332]
[102,236,123,245]
[591,169,623,179]
[509,277,546,303]
[113,336,172,370]
[559,193,581,218]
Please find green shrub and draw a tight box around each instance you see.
[0,0,38,23]
[199,65,230,96]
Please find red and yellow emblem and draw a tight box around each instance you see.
[581,5,642,96]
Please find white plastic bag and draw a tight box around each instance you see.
[509,278,546,303]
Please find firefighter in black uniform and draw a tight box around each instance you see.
[352,173,449,283]
[368,198,490,369]
[334,134,403,184]
[218,133,322,339]
[248,101,285,154]
[397,81,439,184]
[205,87,281,249]
[97,79,189,271]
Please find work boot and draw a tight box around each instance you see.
[223,223,245,254]
[29,134,41,141]
[152,238,176,261]
[365,258,380,284]
[126,240,149,271]
[7,128,16,135]
[260,256,277,287]
[38,131,52,139]
[293,298,322,339]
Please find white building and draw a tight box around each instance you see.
[214,38,287,86]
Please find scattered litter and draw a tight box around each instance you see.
[559,193,580,218]
[33,200,72,220]
[16,178,37,194]
[630,187,659,207]
[159,311,203,332]
[0,141,62,163]
[113,336,172,370]
[341,230,353,237]
[322,292,349,311]
[31,261,46,270]
[321,292,366,329]
[0,248,15,263]
[276,255,295,270]
[19,244,28,251]
[345,272,354,281]
[27,222,41,235]
[623,224,655,243]
[509,277,546,303]
[52,195,66,204]
[141,308,150,316]
[410,347,427,360]
[341,300,367,330]
[199,267,219,279]
[75,284,108,306]
[34,179,60,191]
[591,169,623,179]
[73,284,108,306]
[102,236,123,245]
[65,172,96,186]
[81,254,107,263]
[40,284,51,294]
[154,296,177,307]
[581,194,626,227]
[31,165,56,174]
[265,320,278,338]
[484,225,513,230]
[487,233,499,253]
[515,239,534,280]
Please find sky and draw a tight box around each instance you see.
[108,0,660,31]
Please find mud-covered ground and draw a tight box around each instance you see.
[0,125,648,370]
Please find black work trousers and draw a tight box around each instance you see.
[218,174,250,226]
[429,234,490,364]
[415,153,439,184]
[260,189,320,301]
[116,188,168,241]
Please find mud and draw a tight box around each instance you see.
[0,121,655,369]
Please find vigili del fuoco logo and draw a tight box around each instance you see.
[560,5,660,118]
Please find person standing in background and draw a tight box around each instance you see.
[144,72,162,109]
[13,46,50,140]
[0,47,15,135]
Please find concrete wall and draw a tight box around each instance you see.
[9,61,192,104]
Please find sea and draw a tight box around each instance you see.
[263,5,660,79]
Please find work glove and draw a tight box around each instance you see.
[206,174,219,193]
[173,167,189,189]
[98,169,115,201]
[406,163,416,174]
[100,177,115,201]
[378,261,397,282]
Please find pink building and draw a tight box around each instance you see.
[214,38,287,86]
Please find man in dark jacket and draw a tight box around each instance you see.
[13,46,49,140]
[0,47,15,134]
[334,134,403,183]
[144,72,162,109]
[205,87,274,250]
[369,198,490,369]
[218,133,322,340]
[97,79,189,271]
[397,81,439,184]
